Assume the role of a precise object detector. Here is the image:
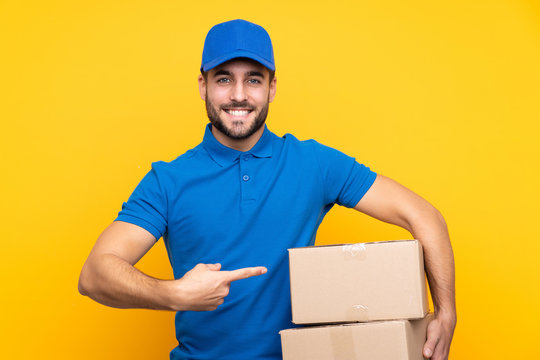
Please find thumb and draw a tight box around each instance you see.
[206,263,222,271]
[423,322,439,358]
[423,345,434,359]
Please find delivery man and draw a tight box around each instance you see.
[79,19,456,360]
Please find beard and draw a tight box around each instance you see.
[205,98,269,140]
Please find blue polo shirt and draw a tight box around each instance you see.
[116,124,377,360]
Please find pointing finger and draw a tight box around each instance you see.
[225,266,267,282]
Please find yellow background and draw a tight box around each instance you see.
[1,0,539,358]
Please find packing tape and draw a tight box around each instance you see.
[342,243,367,260]
[345,304,370,322]
[329,325,358,359]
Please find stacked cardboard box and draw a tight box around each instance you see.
[280,240,433,360]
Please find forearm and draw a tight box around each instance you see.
[407,207,456,318]
[355,175,456,358]
[78,253,174,310]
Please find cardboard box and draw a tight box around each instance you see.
[280,313,433,360]
[288,240,429,324]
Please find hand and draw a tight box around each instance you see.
[423,311,457,359]
[170,263,267,311]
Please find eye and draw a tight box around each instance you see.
[247,78,262,84]
[217,78,231,84]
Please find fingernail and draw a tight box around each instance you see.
[425,348,432,357]
[261,267,267,274]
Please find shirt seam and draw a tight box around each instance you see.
[310,140,329,203]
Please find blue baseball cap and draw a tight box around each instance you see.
[201,19,275,72]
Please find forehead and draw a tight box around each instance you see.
[209,58,269,77]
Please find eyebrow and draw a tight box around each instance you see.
[246,71,265,78]
[212,70,266,78]
[213,70,231,77]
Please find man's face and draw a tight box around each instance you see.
[199,58,277,140]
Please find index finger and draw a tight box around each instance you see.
[225,266,267,282]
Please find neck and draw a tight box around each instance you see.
[211,125,265,152]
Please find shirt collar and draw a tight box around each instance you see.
[202,123,273,167]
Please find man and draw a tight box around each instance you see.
[79,19,456,360]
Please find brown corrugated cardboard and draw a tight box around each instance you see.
[288,240,429,324]
[280,313,433,360]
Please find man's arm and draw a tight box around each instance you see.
[354,174,456,360]
[78,221,266,311]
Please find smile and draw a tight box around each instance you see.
[223,109,253,117]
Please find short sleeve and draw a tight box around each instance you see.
[115,162,168,240]
[312,141,377,208]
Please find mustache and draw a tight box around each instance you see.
[220,102,255,110]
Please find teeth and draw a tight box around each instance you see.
[227,110,250,116]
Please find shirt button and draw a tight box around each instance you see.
[243,155,249,161]
[242,175,250,181]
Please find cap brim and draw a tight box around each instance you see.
[201,50,275,72]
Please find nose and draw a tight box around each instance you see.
[230,82,248,102]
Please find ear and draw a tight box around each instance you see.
[198,74,206,101]
[268,76,277,103]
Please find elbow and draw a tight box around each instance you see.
[78,270,88,296]
[407,202,448,234]
[78,263,93,297]
[78,282,88,297]
[432,206,448,229]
